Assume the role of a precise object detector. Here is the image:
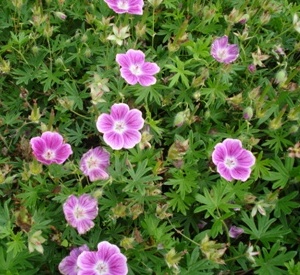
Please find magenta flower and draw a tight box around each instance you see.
[104,0,144,15]
[58,245,89,275]
[116,49,160,86]
[80,147,110,182]
[30,131,73,165]
[229,226,244,239]
[211,36,239,64]
[96,103,144,150]
[77,241,128,275]
[212,138,255,182]
[63,194,98,235]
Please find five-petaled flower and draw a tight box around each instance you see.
[30,131,73,165]
[58,245,89,275]
[80,147,110,182]
[77,241,128,275]
[116,49,160,86]
[104,0,144,15]
[212,138,255,182]
[63,194,98,235]
[211,36,239,64]
[96,103,144,150]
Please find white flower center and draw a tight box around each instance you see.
[114,120,126,133]
[86,156,99,170]
[217,49,227,60]
[130,64,142,76]
[43,149,55,160]
[74,206,85,219]
[117,0,129,10]
[96,261,108,274]
[224,157,237,169]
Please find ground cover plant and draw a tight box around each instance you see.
[0,0,300,274]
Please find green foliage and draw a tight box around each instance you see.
[0,0,300,273]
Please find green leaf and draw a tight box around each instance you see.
[6,232,26,257]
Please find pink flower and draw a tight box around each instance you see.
[116,49,160,86]
[58,245,89,275]
[211,36,239,64]
[80,147,110,182]
[63,194,98,235]
[30,131,73,165]
[96,103,144,150]
[104,0,144,15]
[77,241,128,275]
[212,138,255,182]
[228,226,244,238]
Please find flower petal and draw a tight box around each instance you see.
[30,137,46,155]
[217,163,234,181]
[55,144,73,164]
[103,132,124,150]
[89,168,109,181]
[122,130,141,149]
[110,103,130,120]
[138,75,157,86]
[77,251,98,270]
[120,68,138,85]
[213,36,229,49]
[106,253,128,274]
[230,166,252,182]
[126,49,145,65]
[223,138,243,157]
[97,241,121,260]
[141,62,160,75]
[212,143,226,165]
[116,53,130,67]
[76,219,95,234]
[41,132,63,150]
[124,109,144,130]
[96,114,114,133]
[236,149,255,167]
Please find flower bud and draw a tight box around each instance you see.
[111,203,127,218]
[120,237,135,250]
[0,59,11,74]
[173,109,190,127]
[260,11,271,24]
[135,22,146,38]
[54,11,67,20]
[28,101,41,123]
[274,69,287,85]
[243,107,253,120]
[248,64,256,73]
[148,0,163,8]
[289,125,299,134]
[29,160,43,175]
[287,106,300,121]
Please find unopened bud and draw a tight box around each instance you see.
[29,101,41,123]
[135,22,146,38]
[248,64,256,73]
[274,69,287,85]
[287,106,300,121]
[243,107,253,120]
[148,0,163,8]
[289,125,299,134]
[29,160,43,175]
[54,11,67,20]
[120,237,135,250]
[173,109,190,127]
